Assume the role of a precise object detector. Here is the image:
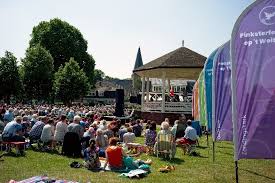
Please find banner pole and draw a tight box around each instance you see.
[206,132,209,147]
[212,141,215,162]
[235,161,239,183]
[231,20,239,183]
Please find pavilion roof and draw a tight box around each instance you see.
[134,46,206,71]
[133,46,206,79]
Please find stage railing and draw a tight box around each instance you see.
[143,101,192,113]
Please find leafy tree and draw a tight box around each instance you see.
[105,75,119,81]
[94,69,105,82]
[53,58,90,105]
[29,18,95,84]
[132,73,142,91]
[0,51,22,103]
[21,45,54,101]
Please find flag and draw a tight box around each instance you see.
[212,41,233,142]
[192,81,200,120]
[204,49,218,132]
[231,0,275,160]
[198,71,207,127]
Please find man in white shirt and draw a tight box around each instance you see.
[177,120,197,145]
[123,127,135,144]
[184,120,198,142]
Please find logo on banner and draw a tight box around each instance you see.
[259,6,275,25]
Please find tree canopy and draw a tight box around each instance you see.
[21,45,54,101]
[0,51,22,102]
[53,58,90,105]
[29,18,95,85]
[93,69,105,83]
[132,74,142,91]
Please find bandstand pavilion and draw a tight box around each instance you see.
[133,44,206,120]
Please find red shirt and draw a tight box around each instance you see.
[106,146,123,168]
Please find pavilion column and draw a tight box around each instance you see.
[168,79,171,93]
[141,76,145,111]
[146,77,150,103]
[161,74,166,113]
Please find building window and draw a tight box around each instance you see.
[90,91,96,96]
[98,91,104,97]
[177,86,181,92]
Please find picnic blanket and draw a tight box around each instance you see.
[119,169,148,178]
[9,176,78,183]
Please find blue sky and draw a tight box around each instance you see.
[0,0,255,79]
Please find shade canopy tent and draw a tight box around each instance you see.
[133,45,206,113]
[133,46,206,79]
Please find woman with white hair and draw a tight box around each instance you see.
[67,115,84,139]
[161,121,170,131]
[154,121,176,158]
[30,114,38,126]
[95,129,108,157]
[98,120,107,131]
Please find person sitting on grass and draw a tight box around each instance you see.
[175,115,187,139]
[177,120,198,146]
[95,129,108,157]
[67,115,84,140]
[132,120,142,137]
[2,116,24,142]
[83,139,101,171]
[118,123,129,142]
[171,120,178,137]
[104,122,114,140]
[103,137,151,171]
[154,121,176,158]
[98,120,107,131]
[104,137,127,171]
[82,127,95,149]
[123,127,135,145]
[2,116,25,154]
[40,118,55,150]
[123,156,152,172]
[30,114,38,126]
[29,116,46,145]
[145,122,157,148]
[3,108,14,124]
[176,120,198,155]
[54,115,68,144]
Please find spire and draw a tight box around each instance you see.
[134,47,143,69]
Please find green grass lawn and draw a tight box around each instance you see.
[1,136,275,183]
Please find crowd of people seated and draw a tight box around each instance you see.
[0,104,199,171]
